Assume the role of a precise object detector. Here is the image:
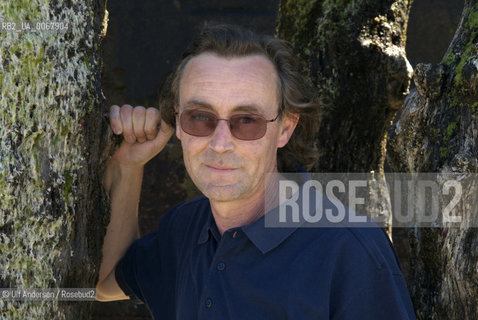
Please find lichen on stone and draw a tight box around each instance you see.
[0,0,103,318]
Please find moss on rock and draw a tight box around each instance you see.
[0,0,107,318]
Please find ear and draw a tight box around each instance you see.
[277,113,299,148]
[174,104,181,140]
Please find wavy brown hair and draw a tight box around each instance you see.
[160,23,320,172]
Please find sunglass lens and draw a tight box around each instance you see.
[230,114,266,140]
[182,110,217,136]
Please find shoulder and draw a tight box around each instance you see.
[292,226,401,274]
[343,227,401,272]
[288,227,407,306]
[323,228,414,318]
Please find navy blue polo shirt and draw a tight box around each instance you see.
[115,194,416,319]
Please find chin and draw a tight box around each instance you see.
[200,183,249,202]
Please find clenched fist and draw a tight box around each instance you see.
[109,104,174,167]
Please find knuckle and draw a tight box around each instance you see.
[146,107,159,117]
[109,105,120,119]
[120,106,133,118]
[133,106,146,115]
[132,107,146,124]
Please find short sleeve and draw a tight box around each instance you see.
[113,211,173,304]
[333,269,416,319]
[115,239,145,304]
[330,228,417,319]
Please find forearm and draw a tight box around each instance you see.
[96,105,173,301]
[98,158,144,284]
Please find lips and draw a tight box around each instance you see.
[204,163,237,171]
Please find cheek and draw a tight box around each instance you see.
[240,140,277,169]
[181,136,207,164]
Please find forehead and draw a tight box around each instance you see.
[179,53,280,113]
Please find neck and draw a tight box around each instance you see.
[210,174,280,235]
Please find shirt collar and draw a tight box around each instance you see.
[243,169,310,254]
[241,212,302,255]
[198,210,220,244]
[198,218,211,245]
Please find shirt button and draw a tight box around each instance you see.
[232,231,238,238]
[217,262,225,271]
[205,298,213,308]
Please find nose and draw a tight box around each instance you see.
[208,119,234,153]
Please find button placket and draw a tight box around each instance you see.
[199,229,238,316]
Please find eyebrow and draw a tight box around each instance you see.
[182,99,266,114]
[182,100,213,110]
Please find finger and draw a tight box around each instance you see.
[120,104,135,144]
[159,119,175,136]
[151,119,175,150]
[132,106,147,143]
[144,107,160,140]
[109,105,122,135]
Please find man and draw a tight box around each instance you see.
[96,24,416,319]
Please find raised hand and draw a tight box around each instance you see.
[108,104,174,167]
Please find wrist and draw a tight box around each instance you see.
[103,158,144,195]
[115,159,144,176]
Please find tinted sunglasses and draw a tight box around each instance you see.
[175,109,281,141]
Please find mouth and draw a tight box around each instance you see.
[204,163,238,172]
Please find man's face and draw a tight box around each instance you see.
[176,53,297,202]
